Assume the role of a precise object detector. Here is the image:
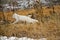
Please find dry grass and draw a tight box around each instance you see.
[0,5,60,40]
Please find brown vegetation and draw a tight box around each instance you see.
[0,5,60,40]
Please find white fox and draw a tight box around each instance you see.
[12,13,38,24]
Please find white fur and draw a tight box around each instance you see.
[27,15,32,18]
[12,13,38,24]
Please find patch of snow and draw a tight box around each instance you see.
[39,38,47,40]
[40,0,49,4]
[0,36,7,40]
[0,36,47,40]
[7,37,16,40]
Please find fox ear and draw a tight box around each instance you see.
[14,13,16,14]
[14,13,17,15]
[27,15,32,18]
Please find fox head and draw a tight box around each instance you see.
[12,13,18,18]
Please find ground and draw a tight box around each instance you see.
[0,5,60,40]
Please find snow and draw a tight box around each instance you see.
[7,37,16,40]
[40,0,49,4]
[0,36,47,40]
[0,36,7,40]
[3,0,35,10]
